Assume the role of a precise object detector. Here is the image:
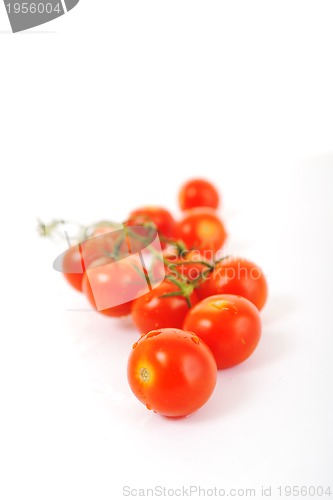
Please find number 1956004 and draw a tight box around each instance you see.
[6,2,62,14]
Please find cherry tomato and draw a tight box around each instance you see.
[131,280,199,334]
[183,294,261,369]
[198,257,268,310]
[62,245,86,292]
[82,256,150,317]
[61,236,115,292]
[179,178,220,210]
[175,208,227,253]
[127,328,217,417]
[128,206,176,245]
[60,224,162,293]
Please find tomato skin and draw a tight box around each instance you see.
[131,280,199,334]
[90,224,120,237]
[175,208,227,253]
[198,258,268,310]
[82,256,149,317]
[61,236,115,292]
[179,178,220,210]
[127,328,217,417]
[183,294,261,369]
[62,245,86,292]
[61,226,160,294]
[128,206,176,242]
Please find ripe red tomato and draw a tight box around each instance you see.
[128,206,176,244]
[62,244,86,292]
[175,208,227,253]
[179,178,220,210]
[60,225,161,293]
[127,328,217,417]
[198,257,268,310]
[61,236,115,292]
[131,280,199,334]
[183,294,261,369]
[82,256,150,317]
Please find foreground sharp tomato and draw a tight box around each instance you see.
[127,328,217,417]
[175,208,227,253]
[82,256,150,317]
[183,294,261,369]
[128,206,176,244]
[179,178,220,210]
[198,257,268,310]
[131,280,199,334]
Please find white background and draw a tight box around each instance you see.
[1,2,333,499]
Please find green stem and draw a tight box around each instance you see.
[37,219,86,242]
[213,255,230,265]
[160,275,196,308]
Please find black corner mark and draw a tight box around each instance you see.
[4,0,80,33]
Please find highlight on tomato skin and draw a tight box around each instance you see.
[198,257,268,310]
[179,178,220,210]
[183,294,262,369]
[127,328,217,417]
[175,208,227,253]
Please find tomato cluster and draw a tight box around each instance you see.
[44,178,268,418]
